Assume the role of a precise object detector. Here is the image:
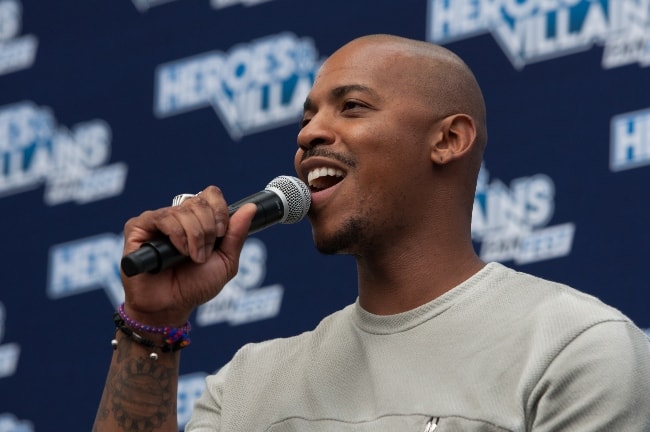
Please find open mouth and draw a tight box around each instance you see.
[307,167,345,192]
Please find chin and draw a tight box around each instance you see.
[312,218,364,256]
[314,239,348,256]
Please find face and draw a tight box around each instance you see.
[294,40,441,255]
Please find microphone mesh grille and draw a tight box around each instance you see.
[266,175,311,224]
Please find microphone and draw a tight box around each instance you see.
[120,175,311,277]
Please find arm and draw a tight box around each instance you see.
[94,330,181,431]
[528,320,650,431]
[93,186,256,432]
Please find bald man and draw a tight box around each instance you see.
[94,35,650,432]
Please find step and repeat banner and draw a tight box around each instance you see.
[0,0,648,430]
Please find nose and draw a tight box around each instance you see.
[296,112,335,151]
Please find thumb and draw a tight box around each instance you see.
[219,203,257,259]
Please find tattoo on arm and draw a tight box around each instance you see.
[96,334,178,431]
[96,365,113,420]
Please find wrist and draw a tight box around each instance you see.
[112,304,192,359]
[122,302,191,329]
[118,303,192,335]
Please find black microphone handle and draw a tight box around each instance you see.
[120,190,284,277]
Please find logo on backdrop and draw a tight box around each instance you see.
[0,302,20,379]
[154,32,322,140]
[0,101,128,205]
[427,0,650,69]
[0,0,37,77]
[196,238,283,326]
[472,164,576,264]
[47,233,125,307]
[610,107,650,171]
[0,413,33,432]
[47,235,284,326]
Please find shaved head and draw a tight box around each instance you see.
[331,34,487,153]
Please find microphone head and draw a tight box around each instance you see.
[265,175,311,224]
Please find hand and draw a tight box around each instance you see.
[120,186,257,326]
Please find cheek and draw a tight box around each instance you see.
[293,150,303,173]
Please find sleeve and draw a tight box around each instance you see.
[184,362,231,432]
[527,320,650,431]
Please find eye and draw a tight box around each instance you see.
[342,100,365,111]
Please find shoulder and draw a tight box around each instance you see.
[477,264,650,428]
[484,262,632,325]
[467,263,648,369]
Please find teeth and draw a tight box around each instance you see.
[307,167,345,187]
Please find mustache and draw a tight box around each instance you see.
[301,148,357,168]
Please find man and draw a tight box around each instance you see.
[94,34,650,431]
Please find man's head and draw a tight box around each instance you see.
[294,34,487,256]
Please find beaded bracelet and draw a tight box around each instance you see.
[112,313,191,359]
[112,308,191,359]
[118,303,192,335]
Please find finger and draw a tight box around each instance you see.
[123,209,167,254]
[122,186,227,260]
[168,191,225,263]
[195,185,230,238]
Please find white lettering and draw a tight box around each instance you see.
[74,162,127,204]
[196,238,284,326]
[428,0,650,68]
[0,34,37,75]
[0,102,125,204]
[611,109,650,171]
[229,284,283,325]
[473,165,573,264]
[0,0,20,41]
[155,33,320,140]
[47,234,123,298]
[154,54,224,116]
[516,222,575,263]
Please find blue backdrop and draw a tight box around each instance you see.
[0,0,648,430]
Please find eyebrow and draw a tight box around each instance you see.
[303,84,379,112]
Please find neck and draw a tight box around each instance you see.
[355,232,484,315]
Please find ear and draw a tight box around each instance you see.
[430,114,477,166]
